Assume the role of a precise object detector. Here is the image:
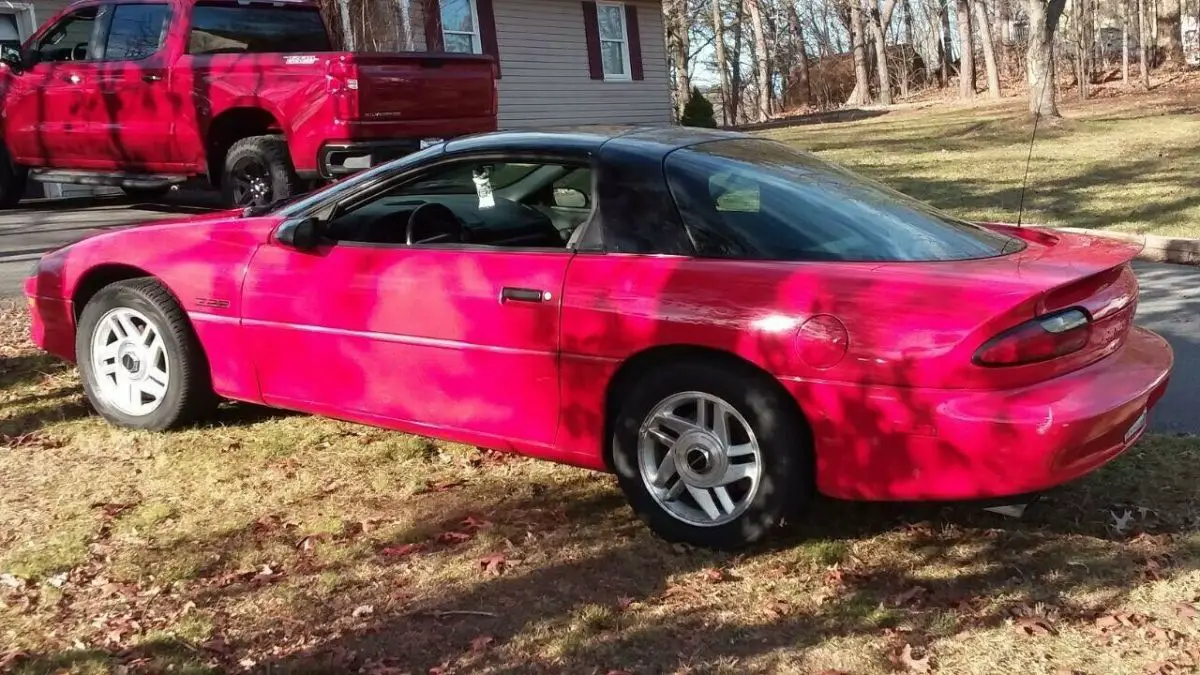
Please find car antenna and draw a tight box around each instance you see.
[1016,76,1052,228]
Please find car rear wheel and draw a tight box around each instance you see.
[611,361,813,550]
[222,135,302,209]
[76,278,217,430]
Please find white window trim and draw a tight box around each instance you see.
[596,1,631,82]
[442,0,483,55]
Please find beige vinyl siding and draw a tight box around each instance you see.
[492,0,670,127]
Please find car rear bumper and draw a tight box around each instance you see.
[789,326,1173,502]
[24,275,76,363]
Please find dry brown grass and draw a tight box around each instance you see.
[762,76,1200,239]
[1,298,1199,674]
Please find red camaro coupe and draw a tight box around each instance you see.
[26,128,1173,549]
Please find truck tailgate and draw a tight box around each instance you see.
[336,53,497,122]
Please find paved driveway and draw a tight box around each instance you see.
[2,199,1198,433]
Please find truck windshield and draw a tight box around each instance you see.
[188,4,333,55]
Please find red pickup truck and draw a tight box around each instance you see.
[0,0,497,208]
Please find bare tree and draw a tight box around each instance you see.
[868,0,900,105]
[1140,0,1152,86]
[847,0,872,104]
[788,3,814,105]
[1026,0,1069,116]
[957,0,977,97]
[901,0,916,95]
[665,0,692,116]
[1122,0,1132,84]
[1157,0,1185,65]
[941,0,955,84]
[747,0,772,120]
[974,0,1002,96]
[712,0,733,125]
[1074,0,1090,98]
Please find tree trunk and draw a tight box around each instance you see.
[1122,0,1131,84]
[1140,0,1152,86]
[664,0,691,117]
[338,0,355,50]
[1074,0,1089,98]
[789,4,813,106]
[901,0,914,96]
[730,0,745,123]
[1026,0,1068,117]
[974,0,1002,96]
[848,0,871,105]
[1157,0,1185,66]
[999,0,1015,77]
[713,0,732,125]
[868,0,898,105]
[957,0,976,97]
[941,0,955,81]
[746,0,772,121]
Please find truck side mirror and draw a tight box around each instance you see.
[0,48,24,73]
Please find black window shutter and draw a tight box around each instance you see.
[581,1,604,80]
[625,5,643,80]
[477,0,501,77]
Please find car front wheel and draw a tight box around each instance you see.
[76,278,217,430]
[611,361,813,550]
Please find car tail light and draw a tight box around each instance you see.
[326,57,358,94]
[973,308,1092,367]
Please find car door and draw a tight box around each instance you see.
[241,157,590,453]
[87,2,177,171]
[4,5,104,166]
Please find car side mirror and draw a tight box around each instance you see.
[276,217,325,250]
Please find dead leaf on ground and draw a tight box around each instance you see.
[92,502,136,520]
[416,480,465,495]
[616,596,635,611]
[763,598,791,619]
[1175,602,1198,619]
[437,531,473,545]
[888,586,929,608]
[701,567,735,584]
[1014,616,1057,637]
[381,543,423,557]
[461,516,493,531]
[469,635,494,653]
[479,552,507,575]
[352,604,374,618]
[898,643,932,674]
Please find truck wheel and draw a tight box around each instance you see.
[0,146,28,209]
[222,135,302,209]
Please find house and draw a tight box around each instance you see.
[400,0,673,128]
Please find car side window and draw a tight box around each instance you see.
[104,4,170,61]
[32,8,100,64]
[324,160,595,250]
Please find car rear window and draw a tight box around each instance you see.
[664,139,1023,262]
[188,4,332,55]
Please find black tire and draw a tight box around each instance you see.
[0,145,28,209]
[221,135,302,209]
[611,360,813,550]
[76,278,218,431]
[121,185,173,201]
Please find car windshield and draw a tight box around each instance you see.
[664,139,1024,262]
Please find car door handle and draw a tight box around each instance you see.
[65,73,82,84]
[142,73,163,82]
[500,287,549,304]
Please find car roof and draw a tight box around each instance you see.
[443,125,749,158]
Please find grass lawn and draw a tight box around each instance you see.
[762,77,1200,239]
[2,299,1200,675]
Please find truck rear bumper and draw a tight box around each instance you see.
[316,139,428,179]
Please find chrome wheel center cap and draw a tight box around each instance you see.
[673,430,728,488]
[118,344,145,378]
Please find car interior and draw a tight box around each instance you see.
[325,161,595,250]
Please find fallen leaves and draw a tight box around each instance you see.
[1013,616,1058,637]
[351,604,375,618]
[437,531,473,545]
[893,643,932,674]
[479,552,507,576]
[701,567,735,584]
[1175,601,1199,620]
[415,479,465,495]
[469,634,494,653]
[381,543,424,558]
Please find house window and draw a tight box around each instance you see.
[596,2,630,80]
[441,0,481,54]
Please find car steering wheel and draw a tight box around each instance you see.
[405,202,466,246]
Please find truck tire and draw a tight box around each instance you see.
[221,135,302,209]
[0,145,28,209]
